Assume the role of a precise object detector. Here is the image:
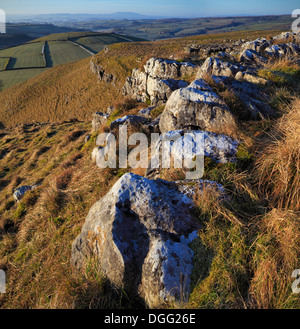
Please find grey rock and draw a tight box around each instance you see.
[110,115,150,130]
[196,57,243,79]
[264,43,300,58]
[13,185,37,202]
[241,38,270,53]
[159,79,236,135]
[71,173,203,307]
[122,68,149,103]
[90,60,115,84]
[138,107,156,118]
[146,77,188,105]
[92,112,110,131]
[146,130,239,180]
[239,49,268,66]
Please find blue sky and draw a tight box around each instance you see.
[1,0,299,17]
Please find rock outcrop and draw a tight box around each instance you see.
[196,57,243,79]
[92,112,110,131]
[159,79,236,134]
[71,173,206,307]
[90,60,116,84]
[123,58,197,105]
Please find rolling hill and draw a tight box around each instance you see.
[0,28,299,309]
[0,32,144,92]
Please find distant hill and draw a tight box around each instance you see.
[46,14,294,41]
[8,12,165,23]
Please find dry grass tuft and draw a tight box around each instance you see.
[249,208,300,309]
[256,98,300,211]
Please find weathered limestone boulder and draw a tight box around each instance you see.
[241,38,270,53]
[146,130,239,178]
[123,58,198,105]
[264,43,300,58]
[13,185,37,202]
[235,71,269,85]
[196,57,243,79]
[110,115,150,130]
[144,57,197,80]
[122,68,149,102]
[272,32,299,43]
[138,107,156,118]
[146,77,188,105]
[144,57,181,79]
[90,60,115,84]
[92,112,110,131]
[239,49,268,66]
[211,76,275,119]
[216,51,236,62]
[159,79,236,135]
[71,173,205,307]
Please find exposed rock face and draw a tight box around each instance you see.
[264,43,300,58]
[196,57,243,79]
[13,185,37,202]
[146,77,188,105]
[71,173,204,307]
[90,60,116,84]
[272,32,300,43]
[146,130,239,179]
[159,79,236,135]
[212,76,274,119]
[239,49,267,66]
[241,38,270,53]
[122,68,149,102]
[92,112,110,131]
[235,71,269,85]
[123,58,197,105]
[137,107,156,118]
[110,115,150,130]
[144,57,197,79]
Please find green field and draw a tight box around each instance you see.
[0,42,46,70]
[0,32,139,92]
[72,33,141,53]
[45,41,91,66]
[0,57,10,71]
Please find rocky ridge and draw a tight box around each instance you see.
[71,31,300,307]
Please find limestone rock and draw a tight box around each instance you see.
[92,112,110,131]
[110,115,150,130]
[239,49,267,66]
[264,43,300,58]
[196,57,243,79]
[241,38,270,53]
[146,77,188,105]
[90,60,115,84]
[159,79,236,135]
[13,185,37,202]
[71,173,204,307]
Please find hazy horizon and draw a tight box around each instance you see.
[1,0,299,18]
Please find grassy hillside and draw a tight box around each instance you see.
[0,29,283,128]
[0,32,142,92]
[0,88,299,309]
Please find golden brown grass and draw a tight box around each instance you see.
[256,98,300,211]
[0,30,282,129]
[249,209,300,309]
